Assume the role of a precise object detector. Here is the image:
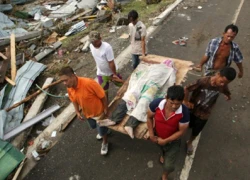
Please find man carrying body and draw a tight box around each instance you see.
[128,10,147,69]
[184,67,236,155]
[147,85,190,180]
[195,24,243,78]
[59,66,109,155]
[89,31,123,98]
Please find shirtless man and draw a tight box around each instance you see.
[195,24,243,78]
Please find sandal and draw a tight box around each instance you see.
[186,141,194,156]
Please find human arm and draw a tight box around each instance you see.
[157,123,189,145]
[146,108,158,143]
[222,85,231,101]
[101,95,108,115]
[73,101,83,120]
[141,36,146,56]
[194,55,209,71]
[236,62,243,78]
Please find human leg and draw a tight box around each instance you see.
[131,54,140,69]
[98,100,128,127]
[97,124,109,155]
[97,75,110,99]
[162,140,181,180]
[124,116,140,139]
[187,114,208,155]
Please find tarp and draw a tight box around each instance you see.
[0,4,13,12]
[49,0,98,18]
[0,139,24,180]
[0,60,46,139]
[123,62,176,122]
[0,12,15,29]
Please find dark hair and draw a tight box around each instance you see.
[166,85,185,101]
[219,67,236,81]
[224,24,239,34]
[128,10,138,21]
[59,66,75,76]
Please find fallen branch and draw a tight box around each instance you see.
[5,79,62,112]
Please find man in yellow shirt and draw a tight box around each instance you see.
[59,66,111,155]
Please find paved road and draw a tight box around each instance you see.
[25,0,250,179]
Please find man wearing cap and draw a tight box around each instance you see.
[89,31,123,99]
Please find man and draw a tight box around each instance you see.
[89,31,123,98]
[195,24,243,78]
[128,10,147,69]
[59,66,109,155]
[184,67,236,155]
[147,85,190,180]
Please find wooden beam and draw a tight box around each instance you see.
[10,33,16,81]
[11,78,54,149]
[5,76,16,86]
[5,79,62,112]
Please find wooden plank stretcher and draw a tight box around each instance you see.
[105,54,193,139]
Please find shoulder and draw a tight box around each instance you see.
[102,42,112,49]
[209,37,220,44]
[232,41,240,49]
[149,98,164,112]
[139,21,146,28]
[180,104,190,123]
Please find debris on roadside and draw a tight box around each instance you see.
[172,37,189,46]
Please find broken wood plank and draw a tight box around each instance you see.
[5,79,62,112]
[64,9,92,24]
[11,78,54,149]
[10,33,16,81]
[0,52,7,60]
[19,103,76,179]
[5,76,15,86]
[0,31,42,47]
[34,41,62,61]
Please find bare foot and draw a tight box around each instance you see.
[124,126,134,139]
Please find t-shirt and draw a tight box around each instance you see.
[90,42,117,76]
[128,21,147,55]
[149,98,190,139]
[67,77,105,118]
[185,76,231,120]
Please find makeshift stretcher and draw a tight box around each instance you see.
[105,54,193,139]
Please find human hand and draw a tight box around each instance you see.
[149,135,158,143]
[112,74,123,83]
[76,112,84,120]
[183,101,194,109]
[193,64,202,72]
[157,137,166,146]
[224,95,231,101]
[238,71,243,78]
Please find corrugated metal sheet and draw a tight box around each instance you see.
[0,60,46,139]
[0,139,24,180]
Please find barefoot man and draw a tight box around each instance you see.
[195,24,243,78]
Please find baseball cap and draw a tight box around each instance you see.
[89,31,101,42]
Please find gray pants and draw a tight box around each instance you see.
[111,100,140,128]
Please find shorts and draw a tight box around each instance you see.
[159,139,181,173]
[97,74,122,92]
[87,118,108,136]
[189,113,208,137]
[131,54,141,69]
